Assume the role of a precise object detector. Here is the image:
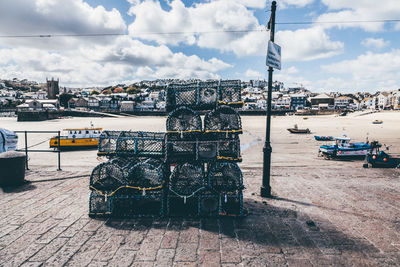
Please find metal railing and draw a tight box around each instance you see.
[14,130,61,171]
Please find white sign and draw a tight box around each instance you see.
[266,41,281,70]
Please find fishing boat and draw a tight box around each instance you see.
[318,135,372,159]
[287,124,310,134]
[314,135,334,141]
[372,120,383,124]
[49,124,102,150]
[364,141,400,168]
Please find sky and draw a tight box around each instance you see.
[1,0,400,93]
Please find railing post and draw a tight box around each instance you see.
[57,131,61,171]
[24,131,29,170]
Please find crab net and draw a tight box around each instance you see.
[198,81,218,110]
[218,80,242,107]
[170,163,205,197]
[208,162,243,194]
[116,131,165,157]
[90,161,125,191]
[204,105,242,135]
[98,130,122,156]
[167,83,198,111]
[125,162,164,194]
[166,106,202,136]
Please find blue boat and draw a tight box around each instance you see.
[314,135,334,141]
[318,135,372,159]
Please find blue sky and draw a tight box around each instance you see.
[1,0,400,93]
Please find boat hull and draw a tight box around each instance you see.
[50,137,99,149]
[287,128,310,134]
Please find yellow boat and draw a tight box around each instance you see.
[50,127,102,149]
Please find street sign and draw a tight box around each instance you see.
[266,41,281,70]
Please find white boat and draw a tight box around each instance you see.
[319,135,372,159]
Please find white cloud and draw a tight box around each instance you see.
[0,36,232,86]
[275,26,344,61]
[321,50,400,91]
[245,69,264,78]
[318,0,400,32]
[128,0,266,56]
[361,38,390,50]
[277,0,315,8]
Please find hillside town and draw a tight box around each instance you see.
[1,77,400,114]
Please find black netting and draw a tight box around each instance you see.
[116,131,165,157]
[98,130,122,156]
[166,106,202,135]
[90,161,125,190]
[198,81,218,110]
[126,162,163,190]
[208,163,243,193]
[89,191,112,216]
[204,105,242,134]
[167,83,198,111]
[197,137,241,161]
[165,138,197,162]
[199,192,219,216]
[218,80,242,106]
[170,163,205,196]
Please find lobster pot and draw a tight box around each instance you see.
[199,190,220,217]
[167,83,198,111]
[204,105,242,138]
[197,137,241,162]
[165,137,197,163]
[125,162,164,195]
[208,162,243,194]
[98,130,122,156]
[116,131,165,158]
[198,81,219,110]
[218,80,242,107]
[220,190,243,216]
[90,161,125,191]
[166,107,202,138]
[167,163,205,216]
[89,191,112,217]
[112,194,163,217]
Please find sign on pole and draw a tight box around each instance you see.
[266,41,281,70]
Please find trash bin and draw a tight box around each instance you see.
[0,151,26,186]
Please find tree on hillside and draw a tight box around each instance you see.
[102,89,112,95]
[113,87,125,93]
[127,86,140,94]
[90,89,100,95]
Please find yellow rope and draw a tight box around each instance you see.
[166,130,202,133]
[90,184,163,197]
[89,212,111,215]
[217,156,242,161]
[204,129,243,133]
[217,100,244,105]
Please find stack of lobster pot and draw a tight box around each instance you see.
[89,131,167,217]
[166,80,245,217]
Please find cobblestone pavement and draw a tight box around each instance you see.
[0,164,399,266]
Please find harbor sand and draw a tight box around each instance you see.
[0,111,399,266]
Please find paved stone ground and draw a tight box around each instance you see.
[0,163,399,267]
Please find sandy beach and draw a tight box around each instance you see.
[1,110,399,171]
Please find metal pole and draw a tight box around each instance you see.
[261,1,276,198]
[24,131,29,170]
[57,130,61,171]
